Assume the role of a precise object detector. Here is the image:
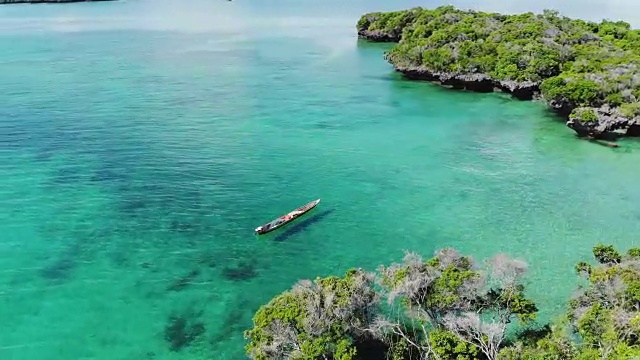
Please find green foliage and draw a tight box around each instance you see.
[502,286,539,323]
[250,291,305,337]
[564,244,640,359]
[619,102,640,118]
[569,108,599,123]
[494,244,640,360]
[501,320,577,359]
[334,339,357,360]
[605,92,624,106]
[245,245,640,360]
[499,338,572,360]
[377,249,537,360]
[576,303,612,345]
[386,337,411,360]
[575,261,592,276]
[244,268,378,360]
[624,280,640,305]
[358,6,640,120]
[357,8,422,40]
[592,243,621,264]
[426,262,478,310]
[429,329,480,359]
[543,77,601,106]
[531,332,576,359]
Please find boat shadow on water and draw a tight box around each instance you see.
[272,209,334,242]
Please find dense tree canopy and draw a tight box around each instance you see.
[244,268,379,359]
[357,6,640,137]
[245,244,640,359]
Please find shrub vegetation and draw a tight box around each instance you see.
[357,6,640,123]
[245,244,640,359]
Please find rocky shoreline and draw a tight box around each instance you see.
[0,0,115,4]
[357,29,401,43]
[567,105,640,139]
[389,64,540,101]
[386,63,634,138]
[357,16,640,141]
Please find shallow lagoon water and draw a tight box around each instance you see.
[2,0,640,359]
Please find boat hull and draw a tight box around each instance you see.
[255,199,320,235]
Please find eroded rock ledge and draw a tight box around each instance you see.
[566,105,640,139]
[392,65,540,100]
[390,59,640,140]
[357,29,400,42]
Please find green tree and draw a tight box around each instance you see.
[566,244,640,359]
[244,269,379,360]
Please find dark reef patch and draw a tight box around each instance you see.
[209,298,251,346]
[108,248,130,267]
[39,257,76,280]
[169,219,197,234]
[164,311,206,352]
[195,252,218,269]
[37,235,90,282]
[118,195,148,214]
[50,165,85,186]
[167,269,201,292]
[221,259,258,281]
[90,168,128,185]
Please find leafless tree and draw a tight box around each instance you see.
[443,312,505,360]
[612,308,639,343]
[294,270,380,338]
[433,254,530,360]
[362,290,462,360]
[372,250,535,360]
[251,319,302,360]
[377,249,486,328]
[486,253,528,290]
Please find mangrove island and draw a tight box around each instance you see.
[244,244,640,360]
[356,6,640,140]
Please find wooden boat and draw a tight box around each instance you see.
[254,199,320,235]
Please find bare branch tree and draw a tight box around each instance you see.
[435,248,465,268]
[486,253,528,290]
[378,251,441,323]
[443,312,506,360]
[248,319,302,360]
[366,312,440,360]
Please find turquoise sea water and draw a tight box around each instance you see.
[2,0,640,359]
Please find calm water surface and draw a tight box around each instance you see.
[2,0,640,359]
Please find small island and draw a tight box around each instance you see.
[0,0,115,4]
[356,6,640,141]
